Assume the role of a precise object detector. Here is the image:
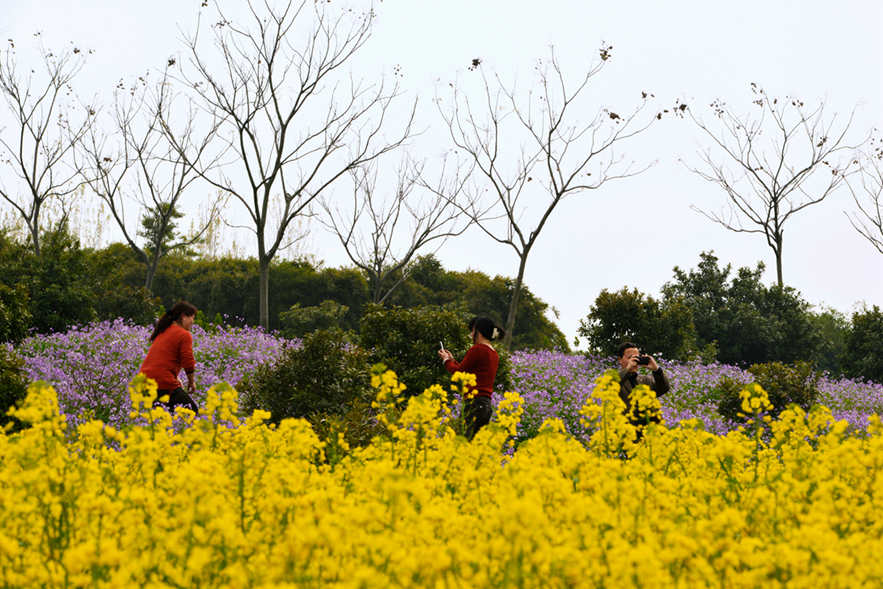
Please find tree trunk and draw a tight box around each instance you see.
[259,256,270,331]
[503,254,529,351]
[774,238,783,287]
[145,253,160,292]
[31,223,40,258]
[775,256,783,288]
[30,214,41,257]
[372,272,382,304]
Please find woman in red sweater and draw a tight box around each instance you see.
[438,316,505,440]
[139,301,199,413]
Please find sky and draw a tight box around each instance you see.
[2,0,882,348]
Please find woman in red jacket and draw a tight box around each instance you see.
[438,316,505,440]
[139,301,199,413]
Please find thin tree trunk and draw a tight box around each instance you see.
[775,241,783,287]
[30,200,41,256]
[372,272,382,304]
[30,225,40,257]
[145,253,161,292]
[145,264,157,292]
[504,254,529,351]
[259,256,270,331]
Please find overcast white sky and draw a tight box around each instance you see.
[3,0,882,347]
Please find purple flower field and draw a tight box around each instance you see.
[11,319,288,428]
[9,321,883,438]
[505,350,883,442]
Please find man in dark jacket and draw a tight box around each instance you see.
[616,341,670,431]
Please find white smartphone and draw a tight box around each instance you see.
[439,341,444,350]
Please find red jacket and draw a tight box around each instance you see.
[139,324,196,390]
[444,344,499,398]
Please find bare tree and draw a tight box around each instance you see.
[433,47,659,350]
[847,138,883,255]
[688,83,862,286]
[318,157,469,304]
[77,71,224,291]
[167,0,414,329]
[0,38,96,255]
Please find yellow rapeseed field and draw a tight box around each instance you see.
[2,369,883,588]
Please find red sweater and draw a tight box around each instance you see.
[139,324,196,390]
[443,344,499,398]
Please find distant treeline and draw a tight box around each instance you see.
[580,251,883,382]
[0,222,569,352]
[3,222,883,384]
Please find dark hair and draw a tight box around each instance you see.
[469,316,505,343]
[150,301,198,341]
[616,341,639,358]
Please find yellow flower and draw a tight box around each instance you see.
[2,370,882,588]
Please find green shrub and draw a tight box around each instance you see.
[193,310,225,332]
[309,397,387,459]
[661,252,821,366]
[841,305,883,384]
[0,283,32,344]
[711,376,746,422]
[0,346,28,434]
[493,347,514,396]
[0,221,97,333]
[279,300,349,339]
[578,287,696,361]
[238,328,372,426]
[93,285,163,326]
[386,254,571,352]
[717,361,821,423]
[808,306,849,376]
[360,304,480,397]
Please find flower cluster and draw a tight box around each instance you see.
[496,391,525,443]
[629,383,664,428]
[13,320,286,429]
[11,325,883,443]
[371,367,407,429]
[3,373,883,587]
[579,369,635,456]
[507,351,883,440]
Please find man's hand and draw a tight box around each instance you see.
[620,348,660,374]
[627,355,659,372]
[626,355,640,373]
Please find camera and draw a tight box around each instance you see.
[636,355,651,366]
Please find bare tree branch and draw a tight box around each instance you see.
[687,83,865,286]
[318,155,471,304]
[430,46,660,349]
[0,38,96,255]
[76,69,226,290]
[165,0,415,329]
[847,139,883,255]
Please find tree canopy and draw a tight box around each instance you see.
[660,251,820,366]
[580,251,823,366]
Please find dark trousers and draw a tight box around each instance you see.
[464,395,493,441]
[153,387,198,413]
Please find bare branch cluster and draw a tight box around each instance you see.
[76,69,226,289]
[847,137,883,255]
[431,47,660,348]
[687,83,864,286]
[3,4,877,345]
[318,156,471,304]
[0,38,96,255]
[163,0,415,327]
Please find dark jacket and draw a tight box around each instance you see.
[618,367,670,425]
